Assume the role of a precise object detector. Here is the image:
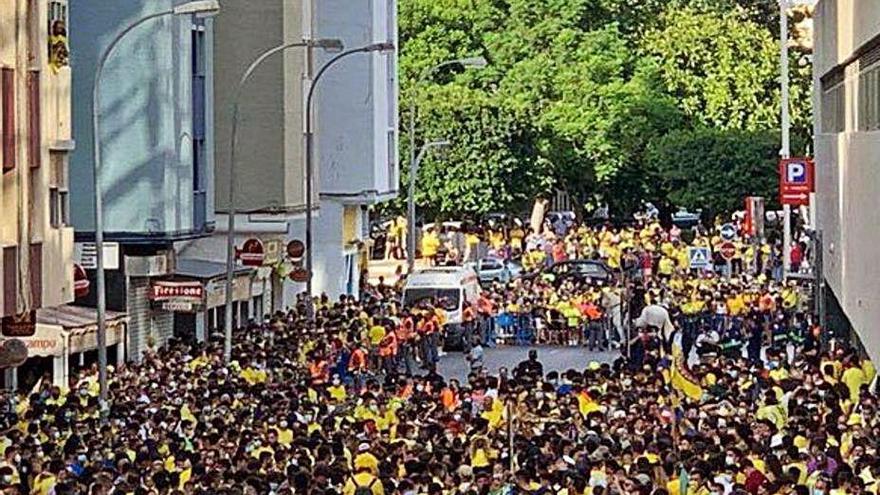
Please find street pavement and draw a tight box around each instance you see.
[437,345,620,382]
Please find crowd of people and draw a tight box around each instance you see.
[0,212,869,495]
[0,287,876,495]
[409,215,814,356]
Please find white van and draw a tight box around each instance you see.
[402,266,481,331]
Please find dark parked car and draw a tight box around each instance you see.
[543,259,613,286]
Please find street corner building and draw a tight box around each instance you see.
[813,1,880,363]
[183,0,399,309]
[0,0,113,391]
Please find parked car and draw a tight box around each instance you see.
[473,257,523,285]
[542,259,613,286]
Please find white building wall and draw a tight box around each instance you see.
[814,0,880,362]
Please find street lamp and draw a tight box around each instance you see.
[222,38,344,363]
[303,41,395,318]
[92,0,221,407]
[407,56,487,274]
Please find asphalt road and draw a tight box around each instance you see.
[438,345,620,381]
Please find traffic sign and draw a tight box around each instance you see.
[720,223,737,241]
[688,247,711,270]
[719,241,737,261]
[779,157,814,206]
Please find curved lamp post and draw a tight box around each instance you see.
[92,0,221,408]
[222,38,344,363]
[406,57,487,274]
[303,41,395,318]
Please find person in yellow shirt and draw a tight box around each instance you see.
[344,447,384,495]
[420,227,441,263]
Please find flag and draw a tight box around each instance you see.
[577,390,601,417]
[671,362,704,401]
[669,331,703,402]
[678,465,689,495]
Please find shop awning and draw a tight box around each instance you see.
[175,259,254,280]
[28,306,128,357]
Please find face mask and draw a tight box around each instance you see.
[13,454,20,463]
[77,454,87,463]
[725,455,736,466]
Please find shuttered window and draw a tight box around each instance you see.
[28,71,40,168]
[2,68,14,172]
[29,243,42,308]
[2,247,17,316]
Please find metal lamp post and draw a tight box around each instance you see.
[223,38,344,363]
[408,139,450,263]
[406,57,487,274]
[92,0,221,408]
[303,41,396,318]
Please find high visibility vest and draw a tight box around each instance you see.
[349,349,367,371]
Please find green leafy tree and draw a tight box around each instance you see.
[645,127,782,214]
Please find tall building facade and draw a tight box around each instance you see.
[194,0,398,310]
[68,0,219,360]
[0,0,75,321]
[813,1,880,362]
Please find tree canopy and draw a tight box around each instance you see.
[395,0,812,220]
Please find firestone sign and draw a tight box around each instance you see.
[150,281,205,302]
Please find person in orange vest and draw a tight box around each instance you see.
[476,293,496,347]
[378,329,398,377]
[417,307,439,369]
[349,343,368,389]
[440,380,460,412]
[309,350,330,385]
[462,302,477,353]
[396,314,417,376]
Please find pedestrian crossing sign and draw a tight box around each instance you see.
[688,247,711,270]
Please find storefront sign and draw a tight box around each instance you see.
[21,324,64,357]
[75,242,120,270]
[125,253,171,277]
[205,276,253,309]
[238,239,265,267]
[161,301,197,313]
[1,311,36,337]
[150,281,205,302]
[286,240,305,262]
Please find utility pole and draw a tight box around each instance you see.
[780,0,792,276]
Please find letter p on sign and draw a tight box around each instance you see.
[787,162,806,183]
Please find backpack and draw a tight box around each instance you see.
[352,475,378,495]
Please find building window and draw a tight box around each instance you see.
[859,65,880,131]
[2,68,15,173]
[49,152,68,227]
[820,69,845,134]
[28,71,41,168]
[192,20,207,228]
[48,1,69,71]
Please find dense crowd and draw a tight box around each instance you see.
[0,280,877,495]
[0,216,868,495]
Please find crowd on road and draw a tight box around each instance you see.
[0,213,858,495]
[0,285,877,495]
[406,215,814,358]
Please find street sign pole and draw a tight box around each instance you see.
[780,0,792,276]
